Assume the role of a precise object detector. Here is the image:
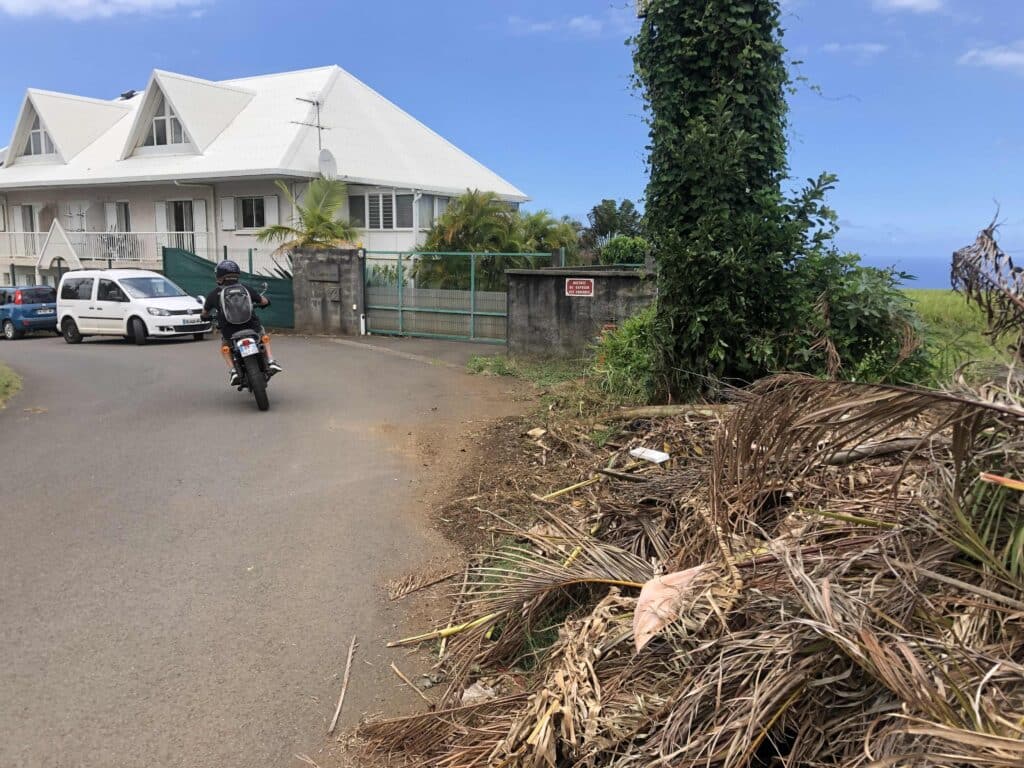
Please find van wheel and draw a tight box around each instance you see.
[62,318,82,344]
[3,320,23,340]
[131,317,148,346]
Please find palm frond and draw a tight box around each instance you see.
[952,218,1024,347]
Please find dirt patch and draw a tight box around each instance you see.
[295,378,539,768]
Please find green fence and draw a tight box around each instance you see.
[162,247,294,329]
[364,251,552,343]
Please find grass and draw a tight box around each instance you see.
[0,363,21,407]
[905,289,1014,380]
[467,354,589,388]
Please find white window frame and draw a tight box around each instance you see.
[22,114,56,158]
[416,194,452,231]
[142,94,189,148]
[237,197,266,230]
[116,202,131,232]
[353,191,417,232]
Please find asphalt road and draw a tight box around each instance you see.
[0,333,513,768]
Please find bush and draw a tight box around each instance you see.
[599,236,648,266]
[591,305,659,404]
[785,251,932,384]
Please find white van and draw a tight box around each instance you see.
[57,269,211,345]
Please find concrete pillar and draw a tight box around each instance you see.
[291,247,365,336]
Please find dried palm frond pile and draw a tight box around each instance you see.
[362,371,1024,767]
[952,218,1024,353]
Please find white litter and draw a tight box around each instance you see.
[630,447,671,464]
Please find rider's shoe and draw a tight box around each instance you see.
[229,369,241,387]
[268,359,283,377]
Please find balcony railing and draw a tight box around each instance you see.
[0,231,216,265]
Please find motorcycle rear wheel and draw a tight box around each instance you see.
[244,355,270,411]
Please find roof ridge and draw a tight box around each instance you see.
[28,89,132,109]
[154,70,255,97]
[219,65,339,84]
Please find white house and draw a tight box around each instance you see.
[0,65,527,284]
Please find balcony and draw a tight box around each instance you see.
[0,229,216,268]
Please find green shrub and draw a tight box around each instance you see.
[591,305,659,404]
[784,251,933,384]
[600,236,648,266]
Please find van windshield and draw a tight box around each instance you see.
[120,277,187,299]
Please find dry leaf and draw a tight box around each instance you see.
[633,565,710,652]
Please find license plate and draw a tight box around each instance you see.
[236,338,260,357]
[182,317,203,325]
[37,309,55,315]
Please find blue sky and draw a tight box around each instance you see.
[0,0,1021,286]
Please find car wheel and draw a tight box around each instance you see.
[131,317,148,346]
[62,318,82,344]
[3,319,23,342]
[53,329,63,337]
[193,332,206,341]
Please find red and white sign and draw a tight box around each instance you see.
[565,278,595,297]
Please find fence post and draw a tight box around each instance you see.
[559,246,566,267]
[248,249,254,275]
[397,253,404,334]
[469,253,476,340]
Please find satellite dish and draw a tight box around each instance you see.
[318,148,338,181]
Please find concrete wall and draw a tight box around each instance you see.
[506,267,657,358]
[291,247,365,336]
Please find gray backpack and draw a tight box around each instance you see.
[220,283,254,325]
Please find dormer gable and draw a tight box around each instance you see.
[121,70,255,159]
[6,90,131,165]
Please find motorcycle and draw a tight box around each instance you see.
[220,283,274,411]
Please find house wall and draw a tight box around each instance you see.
[0,179,447,285]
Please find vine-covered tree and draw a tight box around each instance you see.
[633,0,927,396]
[635,0,792,394]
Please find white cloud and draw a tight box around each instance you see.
[507,15,557,35]
[568,15,603,37]
[0,0,203,20]
[822,42,889,57]
[959,40,1024,75]
[872,0,943,12]
[507,8,638,39]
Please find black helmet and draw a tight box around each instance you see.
[216,259,241,279]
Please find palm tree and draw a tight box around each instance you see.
[422,189,515,253]
[519,210,579,255]
[257,177,358,254]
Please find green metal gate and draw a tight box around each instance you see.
[363,251,550,343]
[162,247,294,329]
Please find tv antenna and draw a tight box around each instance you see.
[292,96,330,151]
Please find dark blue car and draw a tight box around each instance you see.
[0,285,59,339]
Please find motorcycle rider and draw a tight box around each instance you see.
[201,259,283,386]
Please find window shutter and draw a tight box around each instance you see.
[9,205,22,233]
[154,202,167,233]
[263,196,279,227]
[104,203,117,232]
[193,199,207,231]
[220,197,235,230]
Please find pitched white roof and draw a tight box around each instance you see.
[120,70,254,157]
[0,66,527,200]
